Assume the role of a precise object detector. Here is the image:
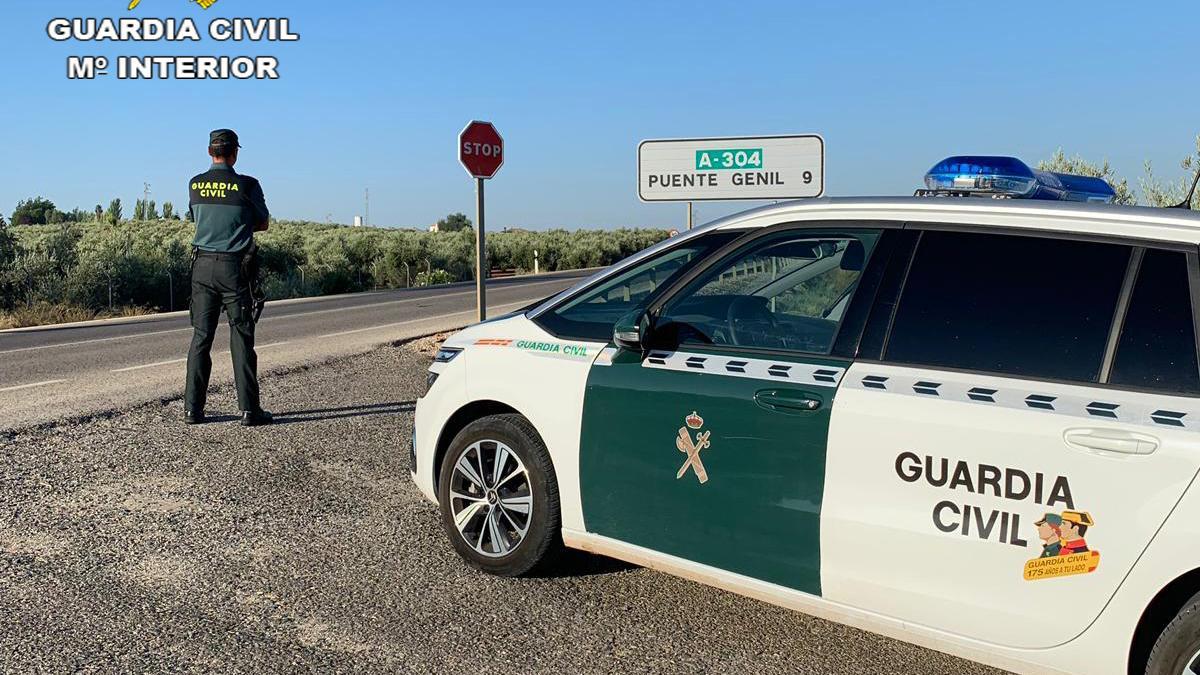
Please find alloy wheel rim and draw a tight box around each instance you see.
[1184,647,1200,675]
[448,439,533,558]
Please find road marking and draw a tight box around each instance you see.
[317,302,529,338]
[0,279,573,355]
[217,341,291,355]
[111,358,188,373]
[257,278,569,323]
[0,327,193,355]
[0,379,68,393]
[110,342,291,372]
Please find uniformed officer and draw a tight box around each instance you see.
[184,129,273,426]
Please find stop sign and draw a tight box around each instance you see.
[459,121,504,179]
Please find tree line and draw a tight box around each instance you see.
[0,206,669,328]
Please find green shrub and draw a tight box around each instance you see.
[1,218,670,325]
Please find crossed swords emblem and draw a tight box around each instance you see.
[676,425,712,484]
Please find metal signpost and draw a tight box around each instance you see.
[638,134,825,207]
[458,121,504,321]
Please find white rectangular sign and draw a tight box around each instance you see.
[638,134,824,202]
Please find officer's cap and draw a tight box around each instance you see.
[1060,511,1094,527]
[1034,513,1063,527]
[209,129,242,148]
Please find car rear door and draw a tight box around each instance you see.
[578,225,894,595]
[822,227,1200,649]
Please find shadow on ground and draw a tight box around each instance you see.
[532,548,638,579]
[275,401,416,425]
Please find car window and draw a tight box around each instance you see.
[1109,249,1200,394]
[655,231,878,354]
[885,230,1131,382]
[533,230,741,341]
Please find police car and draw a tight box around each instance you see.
[412,156,1200,675]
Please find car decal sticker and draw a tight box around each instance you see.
[1024,510,1100,581]
[641,350,845,388]
[847,370,1198,432]
[675,412,712,484]
[474,338,599,361]
[894,450,1104,581]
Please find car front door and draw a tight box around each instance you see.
[822,229,1200,649]
[578,226,888,594]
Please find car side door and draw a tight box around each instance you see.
[822,227,1200,649]
[578,224,896,595]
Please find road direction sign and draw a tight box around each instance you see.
[459,121,505,179]
[638,134,824,202]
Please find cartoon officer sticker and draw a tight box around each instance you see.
[1034,513,1063,558]
[1057,511,1094,555]
[1023,510,1100,581]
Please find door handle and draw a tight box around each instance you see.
[754,389,823,413]
[1063,428,1160,455]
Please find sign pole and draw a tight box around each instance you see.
[475,177,487,322]
[459,119,503,323]
[687,201,693,230]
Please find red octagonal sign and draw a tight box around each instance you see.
[459,121,504,179]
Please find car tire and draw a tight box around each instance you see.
[1145,591,1200,675]
[437,413,561,577]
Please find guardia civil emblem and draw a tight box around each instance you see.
[676,411,712,484]
[128,0,219,9]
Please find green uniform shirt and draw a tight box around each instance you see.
[188,163,269,253]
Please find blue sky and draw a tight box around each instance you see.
[1,1,1198,230]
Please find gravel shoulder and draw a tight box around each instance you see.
[0,337,1006,674]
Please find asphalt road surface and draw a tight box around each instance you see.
[0,270,590,430]
[0,335,1006,674]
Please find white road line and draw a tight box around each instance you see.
[318,302,529,338]
[110,342,292,372]
[0,327,193,355]
[217,341,291,355]
[111,358,188,373]
[0,279,570,355]
[255,278,568,322]
[0,379,68,393]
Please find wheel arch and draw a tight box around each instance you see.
[433,400,547,494]
[1128,566,1200,675]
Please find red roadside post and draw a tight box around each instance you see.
[458,121,504,321]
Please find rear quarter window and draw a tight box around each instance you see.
[884,230,1131,383]
[1109,249,1200,395]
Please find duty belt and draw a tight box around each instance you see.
[190,246,267,323]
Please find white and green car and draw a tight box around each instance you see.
[412,197,1200,675]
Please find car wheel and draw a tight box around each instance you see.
[437,413,561,577]
[1146,591,1200,675]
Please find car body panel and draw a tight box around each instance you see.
[579,345,846,594]
[413,313,606,531]
[823,363,1200,650]
[413,197,1200,675]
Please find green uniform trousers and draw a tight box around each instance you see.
[185,252,260,413]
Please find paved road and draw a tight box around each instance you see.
[0,270,591,430]
[0,336,1005,674]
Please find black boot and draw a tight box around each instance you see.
[240,409,274,427]
[184,410,206,425]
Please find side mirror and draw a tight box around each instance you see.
[613,310,649,351]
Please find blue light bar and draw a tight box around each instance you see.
[921,155,1116,203]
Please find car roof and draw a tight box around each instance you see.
[703,196,1200,245]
